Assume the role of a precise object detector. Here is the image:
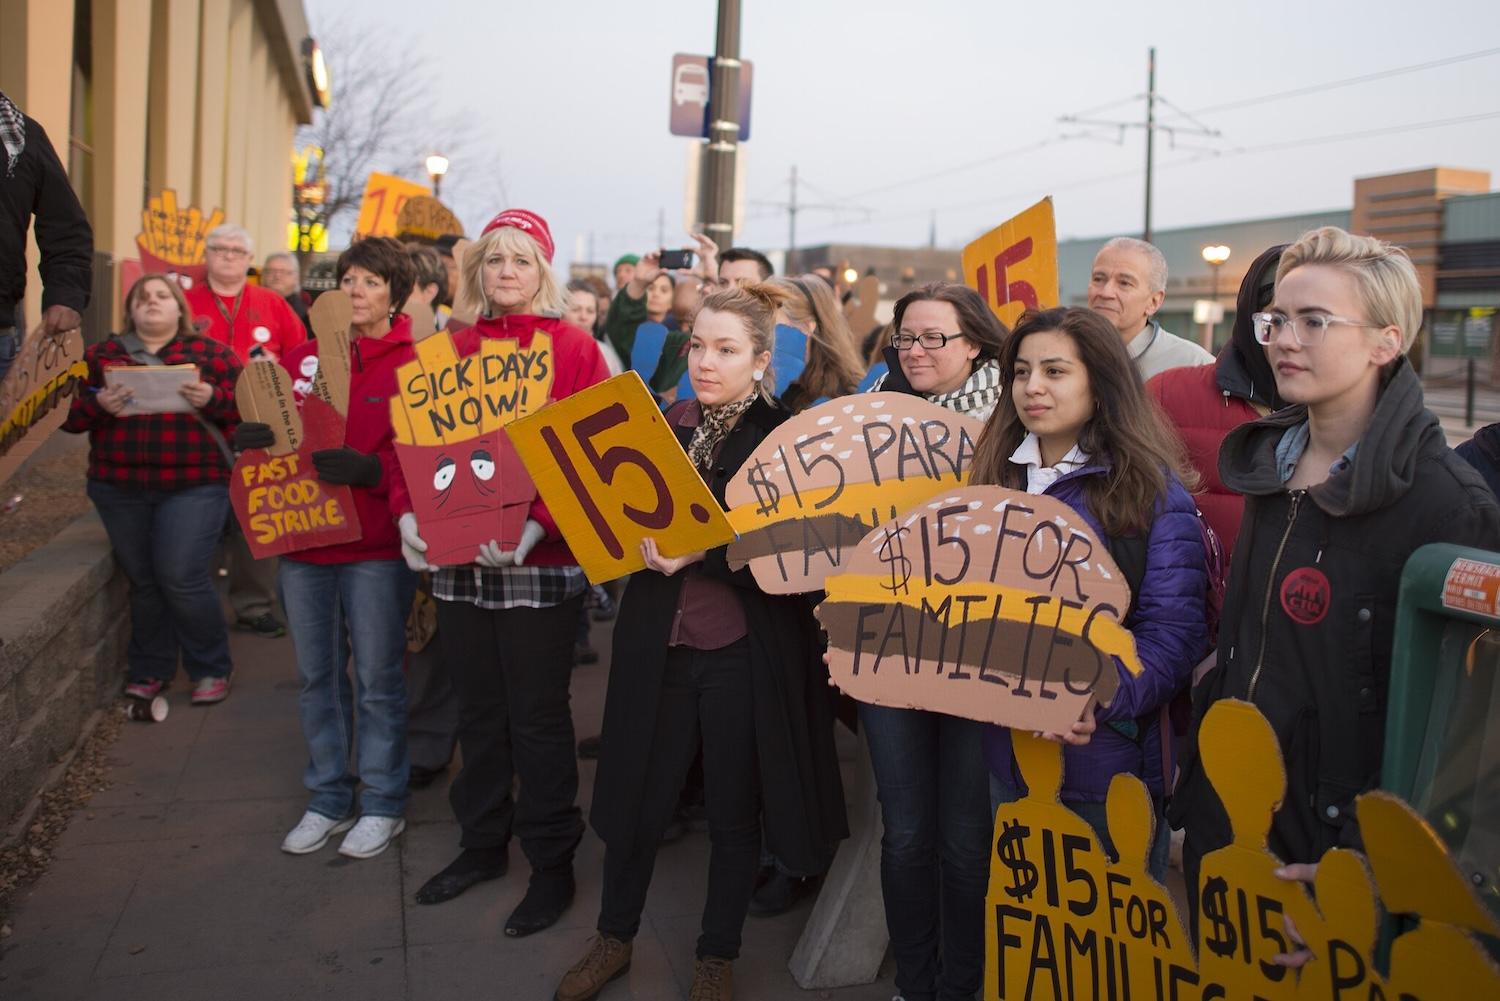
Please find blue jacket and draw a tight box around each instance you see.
[982,460,1209,802]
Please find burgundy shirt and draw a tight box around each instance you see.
[667,401,747,650]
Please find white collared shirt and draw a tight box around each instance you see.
[1007,432,1090,495]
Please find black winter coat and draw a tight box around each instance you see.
[590,395,849,872]
[0,110,92,320]
[1171,358,1500,865]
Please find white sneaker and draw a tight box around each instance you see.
[338,815,406,859]
[280,811,355,854]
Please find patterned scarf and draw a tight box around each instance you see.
[687,395,757,473]
[926,358,1004,421]
[0,92,25,178]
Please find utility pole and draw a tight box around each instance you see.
[700,0,742,250]
[657,207,665,249]
[752,165,870,265]
[788,164,798,260]
[1143,47,1156,243]
[1057,48,1219,247]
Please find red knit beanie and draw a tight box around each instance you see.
[481,209,554,264]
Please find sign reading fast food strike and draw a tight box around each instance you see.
[724,393,984,594]
[389,330,552,565]
[817,485,1142,735]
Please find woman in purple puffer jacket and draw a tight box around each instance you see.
[969,306,1209,879]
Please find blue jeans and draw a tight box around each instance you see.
[279,558,414,819]
[860,704,990,1001]
[87,480,232,684]
[989,773,1172,881]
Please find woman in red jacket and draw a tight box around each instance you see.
[233,237,418,861]
[393,210,610,936]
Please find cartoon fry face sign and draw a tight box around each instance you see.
[390,330,552,565]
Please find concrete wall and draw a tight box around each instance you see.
[0,513,128,829]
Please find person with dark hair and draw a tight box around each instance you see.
[63,274,241,707]
[406,244,451,328]
[233,235,419,860]
[604,236,719,396]
[433,234,464,306]
[0,90,92,380]
[869,280,1008,420]
[718,247,774,287]
[1148,246,1286,560]
[768,275,865,414]
[556,283,846,1001]
[971,306,1208,880]
[612,253,639,293]
[856,280,1009,1001]
[1172,227,1500,920]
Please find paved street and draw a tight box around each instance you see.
[0,613,896,1001]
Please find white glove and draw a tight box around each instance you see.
[474,520,546,569]
[398,513,432,572]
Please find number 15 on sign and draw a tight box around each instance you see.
[505,372,735,584]
[961,196,1059,329]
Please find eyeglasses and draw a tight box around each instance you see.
[206,245,250,258]
[1251,311,1379,347]
[891,330,965,351]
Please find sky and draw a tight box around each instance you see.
[306,0,1500,274]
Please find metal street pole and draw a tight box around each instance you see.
[788,164,798,261]
[701,0,742,251]
[1143,46,1156,244]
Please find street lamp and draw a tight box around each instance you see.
[1201,244,1231,349]
[425,154,450,199]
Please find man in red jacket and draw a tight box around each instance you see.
[187,223,307,638]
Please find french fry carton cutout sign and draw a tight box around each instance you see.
[389,329,553,565]
[724,393,984,594]
[136,188,225,289]
[816,484,1142,734]
[230,361,362,559]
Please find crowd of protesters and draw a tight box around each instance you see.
[8,77,1493,994]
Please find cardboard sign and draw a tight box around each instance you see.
[388,330,550,565]
[847,274,882,339]
[305,290,352,416]
[0,329,88,486]
[723,393,984,594]
[817,485,1142,734]
[985,701,1500,1001]
[353,172,431,240]
[235,360,302,455]
[403,300,438,344]
[506,372,735,585]
[229,393,362,559]
[963,197,1059,329]
[395,195,464,241]
[136,188,224,289]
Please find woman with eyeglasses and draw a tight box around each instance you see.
[1170,227,1500,916]
[859,281,1008,1001]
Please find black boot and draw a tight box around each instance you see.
[505,867,575,937]
[414,847,508,905]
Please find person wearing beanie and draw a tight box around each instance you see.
[391,209,611,937]
[612,254,638,292]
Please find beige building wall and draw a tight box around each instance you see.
[3,0,313,331]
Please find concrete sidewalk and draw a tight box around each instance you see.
[0,612,896,1000]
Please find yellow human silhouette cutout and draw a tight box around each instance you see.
[985,732,1111,1001]
[1295,849,1388,1000]
[1195,699,1320,1001]
[1100,773,1197,995]
[1359,792,1500,997]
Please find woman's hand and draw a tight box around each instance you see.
[96,384,133,416]
[627,251,662,299]
[179,376,213,409]
[690,232,720,286]
[1037,710,1098,746]
[640,537,702,576]
[1270,863,1318,969]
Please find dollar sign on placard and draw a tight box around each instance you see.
[877,525,913,596]
[1200,876,1238,959]
[995,819,1038,903]
[746,458,781,517]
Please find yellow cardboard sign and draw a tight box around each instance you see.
[962,196,1058,329]
[235,361,303,456]
[506,372,735,584]
[0,329,88,486]
[396,195,464,241]
[984,700,1500,1001]
[137,188,225,267]
[353,172,432,240]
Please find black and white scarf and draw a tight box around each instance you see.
[872,358,1005,421]
[687,395,756,473]
[0,92,25,178]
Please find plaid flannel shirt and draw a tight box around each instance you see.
[431,564,587,610]
[62,334,241,490]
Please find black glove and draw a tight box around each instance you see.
[233,422,276,451]
[311,447,382,488]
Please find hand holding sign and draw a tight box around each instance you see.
[506,372,734,584]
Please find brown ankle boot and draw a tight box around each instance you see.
[688,956,733,1001]
[554,935,632,1001]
